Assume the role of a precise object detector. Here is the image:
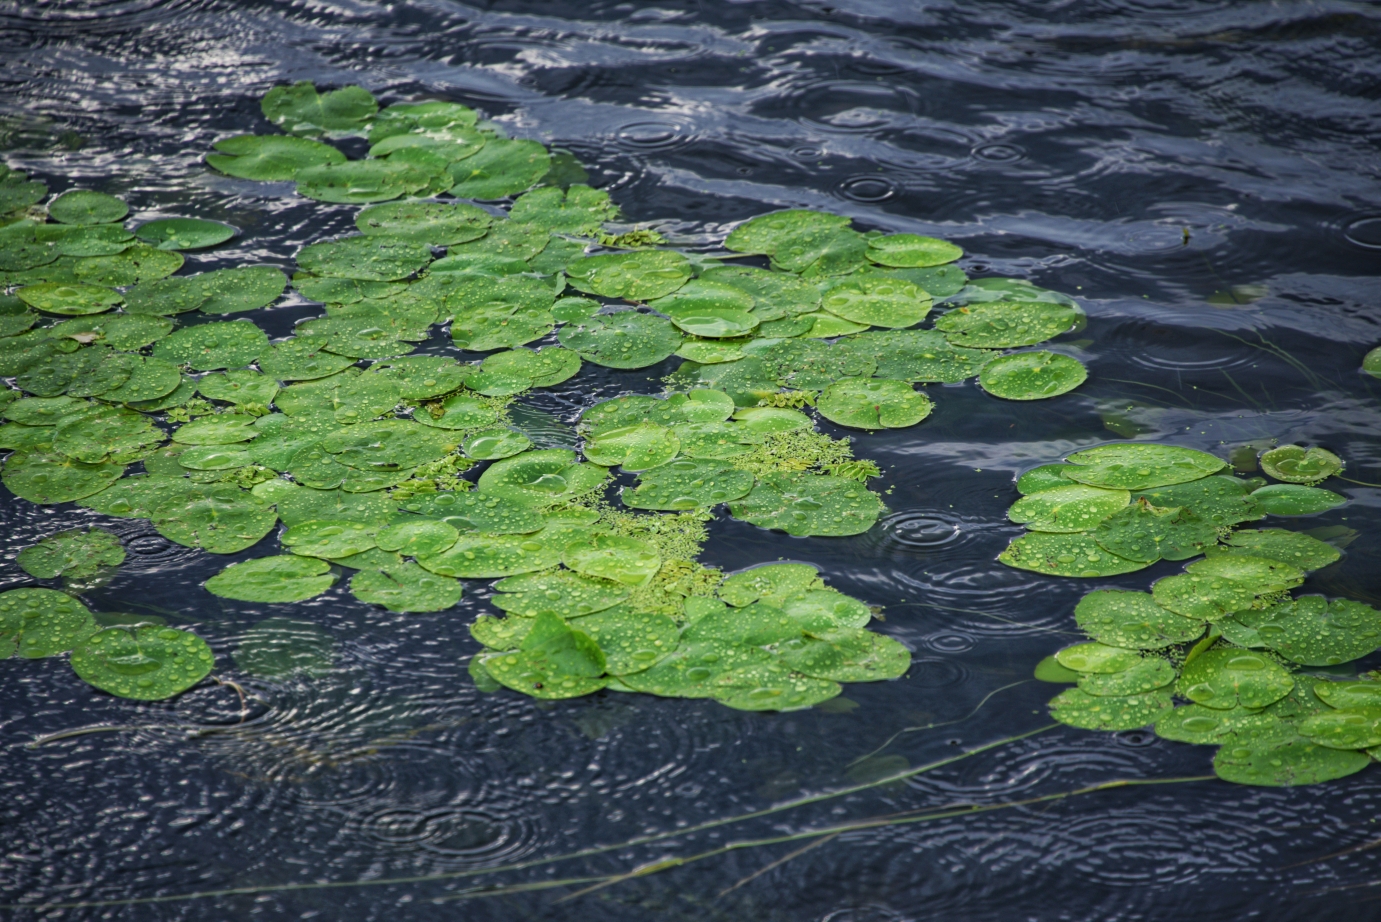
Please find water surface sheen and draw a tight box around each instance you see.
[2,1,1381,919]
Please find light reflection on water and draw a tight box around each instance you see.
[2,1,1381,920]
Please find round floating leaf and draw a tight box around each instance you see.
[980,350,1086,400]
[865,234,962,268]
[151,483,277,554]
[732,406,811,435]
[3,449,124,503]
[73,245,183,287]
[319,420,459,471]
[1151,574,1258,621]
[134,218,235,251]
[351,560,461,613]
[1177,648,1294,710]
[677,340,744,364]
[1093,499,1217,563]
[481,346,581,389]
[450,303,553,352]
[53,407,161,463]
[298,236,431,282]
[410,393,498,431]
[780,589,871,631]
[1154,704,1285,744]
[207,134,345,180]
[189,266,288,315]
[774,630,910,683]
[1077,656,1175,696]
[1214,735,1368,787]
[471,614,534,650]
[375,519,460,558]
[72,625,213,700]
[584,421,680,471]
[355,201,491,245]
[1134,475,1264,528]
[558,310,682,370]
[263,482,396,527]
[574,604,679,676]
[17,526,124,582]
[367,355,473,400]
[153,321,268,371]
[34,223,133,258]
[1054,642,1142,674]
[700,265,822,316]
[234,618,334,678]
[1064,443,1227,491]
[551,296,600,323]
[667,357,778,408]
[1034,656,1080,683]
[671,421,761,460]
[48,190,128,226]
[1314,680,1381,709]
[282,520,378,559]
[399,493,545,538]
[718,563,820,609]
[1210,528,1341,571]
[1260,445,1343,484]
[1186,554,1304,593]
[1250,483,1345,516]
[509,184,617,235]
[295,160,429,204]
[1365,346,1381,379]
[460,428,530,461]
[820,277,931,329]
[935,301,1079,348]
[1074,590,1204,650]
[197,369,280,407]
[1007,484,1129,533]
[729,472,883,537]
[999,532,1145,578]
[563,535,662,587]
[1249,596,1381,666]
[799,312,870,338]
[1049,687,1172,730]
[17,282,121,316]
[622,458,754,510]
[492,569,628,619]
[0,588,96,658]
[565,250,690,301]
[849,329,994,384]
[173,414,258,446]
[725,210,850,255]
[418,533,564,578]
[660,303,759,339]
[262,81,377,135]
[1300,707,1381,750]
[817,378,932,429]
[447,138,550,199]
[712,667,842,712]
[53,314,173,351]
[205,555,335,603]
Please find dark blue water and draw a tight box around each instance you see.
[2,1,1381,919]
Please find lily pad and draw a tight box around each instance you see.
[1209,529,1341,571]
[1177,648,1293,710]
[173,414,258,445]
[558,310,682,370]
[3,449,124,503]
[980,351,1087,400]
[509,184,617,235]
[583,421,680,471]
[135,218,235,251]
[1154,704,1285,744]
[850,329,994,384]
[282,520,378,559]
[493,569,628,619]
[449,303,553,352]
[1007,484,1129,533]
[865,234,962,268]
[1365,346,1381,378]
[205,555,335,603]
[1250,483,1345,516]
[48,190,128,226]
[418,533,564,578]
[1214,735,1368,786]
[262,482,396,527]
[1260,445,1343,484]
[411,393,499,430]
[480,346,582,389]
[817,378,932,429]
[17,526,124,582]
[298,236,431,282]
[1049,687,1173,730]
[1314,680,1381,710]
[480,612,606,699]
[197,369,280,407]
[999,532,1145,578]
[623,458,754,510]
[463,428,533,460]
[820,277,931,329]
[1186,554,1304,593]
[206,134,346,180]
[1093,499,1217,563]
[1247,596,1381,666]
[262,81,377,136]
[563,534,661,587]
[355,201,491,245]
[1151,574,1259,621]
[73,245,183,287]
[1134,475,1264,528]
[0,587,97,658]
[319,420,459,471]
[1064,443,1227,491]
[729,472,883,537]
[569,605,678,676]
[17,282,122,316]
[350,560,462,612]
[935,301,1079,348]
[447,138,550,199]
[295,159,430,204]
[153,321,268,370]
[367,355,473,399]
[375,519,460,558]
[1074,590,1204,650]
[71,625,214,700]
[151,483,277,554]
[565,250,690,301]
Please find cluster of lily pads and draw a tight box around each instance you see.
[1000,443,1345,578]
[0,528,214,700]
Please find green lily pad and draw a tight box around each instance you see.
[1054,641,1144,674]
[48,190,128,226]
[17,282,121,316]
[865,234,962,268]
[134,218,235,251]
[411,393,499,431]
[725,210,849,254]
[583,421,680,471]
[1034,655,1080,683]
[2,449,124,503]
[51,314,172,351]
[779,589,872,631]
[260,481,396,527]
[71,625,213,700]
[366,355,473,399]
[1049,687,1173,730]
[282,520,378,559]
[1074,590,1204,650]
[732,406,811,435]
[197,369,280,407]
[1077,655,1175,696]
[622,458,754,510]
[750,337,877,390]
[718,563,820,609]
[820,277,931,329]
[480,346,581,389]
[189,266,288,315]
[935,301,1079,348]
[107,359,185,405]
[331,374,401,425]
[1299,707,1381,749]
[1314,680,1381,709]
[1364,346,1381,378]
[375,519,460,558]
[173,414,258,445]
[730,472,883,537]
[562,534,661,587]
[799,312,870,338]
[558,310,682,370]
[470,614,532,651]
[295,159,430,204]
[33,223,134,258]
[234,618,335,678]
[1154,704,1285,744]
[463,428,533,460]
[151,483,277,554]
[480,612,606,699]
[153,320,268,370]
[0,588,97,658]
[449,303,553,352]
[700,265,822,316]
[565,250,690,301]
[64,351,138,399]
[262,81,377,135]
[817,378,933,429]
[447,138,550,199]
[418,532,564,578]
[1210,529,1341,571]
[1246,596,1381,666]
[1134,475,1264,528]
[1260,445,1343,484]
[1093,499,1218,563]
[355,201,491,245]
[551,296,600,323]
[17,526,124,582]
[350,560,462,612]
[563,605,675,676]
[1214,735,1368,786]
[1150,574,1257,621]
[999,531,1145,577]
[660,303,759,339]
[1007,484,1129,533]
[206,134,346,180]
[667,357,779,408]
[1250,483,1345,516]
[1186,554,1304,593]
[1177,648,1293,710]
[509,184,617,235]
[670,420,761,460]
[493,569,628,619]
[205,555,335,603]
[849,329,994,384]
[980,351,1087,400]
[1064,443,1227,491]
[73,245,183,287]
[257,341,356,384]
[319,420,459,471]
[298,236,431,282]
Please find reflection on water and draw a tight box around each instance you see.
[2,0,1381,919]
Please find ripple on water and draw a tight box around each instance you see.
[1342,215,1381,249]
[836,174,899,203]
[356,800,543,866]
[613,120,695,152]
[972,142,1025,163]
[1103,318,1260,373]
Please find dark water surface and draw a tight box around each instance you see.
[3,1,1381,919]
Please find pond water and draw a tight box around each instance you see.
[2,1,1381,919]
